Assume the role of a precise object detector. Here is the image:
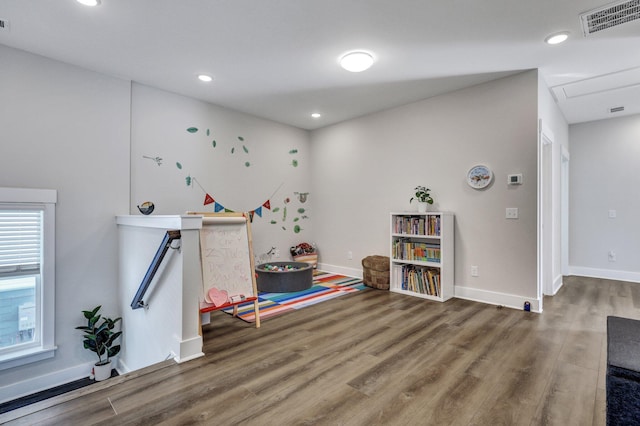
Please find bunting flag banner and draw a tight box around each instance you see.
[248,211,255,222]
[189,177,282,220]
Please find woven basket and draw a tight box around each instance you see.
[362,255,390,290]
[293,253,318,268]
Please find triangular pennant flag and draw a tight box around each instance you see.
[254,206,263,217]
[214,202,224,212]
[262,200,271,210]
[204,193,214,206]
[224,208,234,213]
[248,211,255,222]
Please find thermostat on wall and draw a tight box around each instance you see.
[508,174,523,185]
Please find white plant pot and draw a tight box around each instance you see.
[417,202,428,213]
[93,361,112,381]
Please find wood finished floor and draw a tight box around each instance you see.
[2,275,636,425]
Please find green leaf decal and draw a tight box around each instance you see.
[212,140,217,148]
[294,225,302,233]
[292,159,298,167]
[187,127,198,133]
[293,217,299,222]
[245,162,251,167]
[185,176,192,186]
[238,136,244,141]
[297,208,305,214]
[243,145,249,153]
[231,147,235,154]
[206,129,210,136]
[273,207,280,213]
[289,149,298,154]
[270,220,277,224]
[176,162,182,169]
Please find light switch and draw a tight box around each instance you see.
[506,208,519,219]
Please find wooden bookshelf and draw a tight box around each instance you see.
[390,212,454,302]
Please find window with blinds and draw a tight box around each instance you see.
[0,208,43,351]
[0,209,43,278]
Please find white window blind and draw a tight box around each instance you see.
[0,209,42,278]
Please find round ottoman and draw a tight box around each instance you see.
[362,255,390,290]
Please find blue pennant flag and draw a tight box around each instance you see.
[214,202,224,212]
[254,206,263,217]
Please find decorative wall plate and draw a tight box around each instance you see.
[467,165,493,189]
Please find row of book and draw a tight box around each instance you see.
[394,264,441,297]
[392,239,441,263]
[393,215,441,236]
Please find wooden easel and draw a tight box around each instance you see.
[189,212,260,328]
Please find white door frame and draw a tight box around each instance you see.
[538,120,554,309]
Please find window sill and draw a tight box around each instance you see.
[0,346,57,371]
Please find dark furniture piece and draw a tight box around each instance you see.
[607,316,640,425]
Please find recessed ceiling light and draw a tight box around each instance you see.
[311,113,321,119]
[545,32,569,45]
[197,74,213,82]
[339,51,374,72]
[76,0,101,6]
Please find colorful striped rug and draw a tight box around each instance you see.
[223,271,367,323]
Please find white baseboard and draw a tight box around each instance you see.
[454,285,541,313]
[551,275,564,295]
[0,361,93,404]
[569,266,640,283]
[317,263,362,279]
[178,335,204,363]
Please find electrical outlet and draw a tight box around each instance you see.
[347,251,353,260]
[471,265,479,277]
[506,208,519,219]
[608,250,616,262]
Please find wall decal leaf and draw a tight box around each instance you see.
[187,127,198,133]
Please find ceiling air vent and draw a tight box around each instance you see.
[581,0,640,35]
[609,106,625,113]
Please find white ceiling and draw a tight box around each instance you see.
[1,0,639,130]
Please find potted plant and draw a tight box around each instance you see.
[410,186,434,213]
[76,305,122,381]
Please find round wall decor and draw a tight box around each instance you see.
[467,165,493,189]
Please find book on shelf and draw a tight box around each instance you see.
[392,239,441,263]
[397,264,441,297]
[393,214,441,236]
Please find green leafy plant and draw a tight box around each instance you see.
[76,306,122,366]
[410,186,433,204]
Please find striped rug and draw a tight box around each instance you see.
[223,271,367,323]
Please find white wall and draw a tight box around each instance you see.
[130,83,312,262]
[310,71,539,309]
[0,45,130,401]
[569,114,640,281]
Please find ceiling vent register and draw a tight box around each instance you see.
[581,0,640,35]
